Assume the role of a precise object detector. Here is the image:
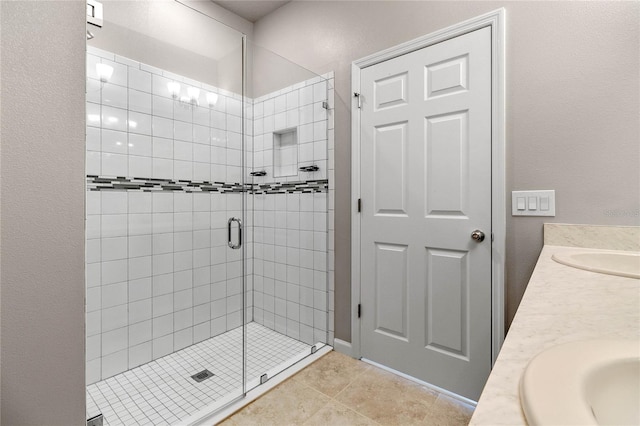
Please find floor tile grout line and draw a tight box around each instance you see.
[306,353,455,426]
[328,361,370,402]
[223,351,476,425]
[287,379,334,424]
[414,388,442,424]
[326,380,383,426]
[115,376,161,424]
[88,322,314,425]
[325,398,383,426]
[129,366,182,424]
[95,377,132,426]
[299,398,334,426]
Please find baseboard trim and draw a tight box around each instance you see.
[332,338,353,357]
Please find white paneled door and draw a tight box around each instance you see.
[359,27,492,401]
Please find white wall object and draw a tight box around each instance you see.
[512,190,556,217]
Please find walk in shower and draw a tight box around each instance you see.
[85,2,334,424]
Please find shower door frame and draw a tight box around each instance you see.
[241,32,248,401]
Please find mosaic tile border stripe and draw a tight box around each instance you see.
[87,175,328,194]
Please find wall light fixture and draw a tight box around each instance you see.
[96,63,114,83]
[187,87,200,105]
[167,82,181,99]
[167,82,218,109]
[206,92,219,107]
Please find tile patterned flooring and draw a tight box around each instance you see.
[87,322,311,426]
[219,351,475,425]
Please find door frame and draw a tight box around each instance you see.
[348,8,506,366]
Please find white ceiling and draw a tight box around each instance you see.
[213,0,290,23]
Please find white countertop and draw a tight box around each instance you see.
[470,245,640,425]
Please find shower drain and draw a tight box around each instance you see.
[191,369,215,383]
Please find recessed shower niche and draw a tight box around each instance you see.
[273,128,298,177]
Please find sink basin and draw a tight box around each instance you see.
[552,250,640,279]
[520,340,640,425]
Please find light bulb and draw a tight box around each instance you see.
[187,87,200,104]
[96,63,114,83]
[167,82,180,99]
[206,92,219,107]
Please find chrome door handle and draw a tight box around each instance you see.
[471,230,485,242]
[228,217,242,249]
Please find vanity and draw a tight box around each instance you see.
[470,224,640,425]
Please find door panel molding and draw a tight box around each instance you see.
[425,110,469,216]
[425,54,469,99]
[374,242,409,340]
[425,248,469,359]
[349,8,505,375]
[373,121,409,216]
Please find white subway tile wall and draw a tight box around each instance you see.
[86,47,334,384]
[249,75,331,346]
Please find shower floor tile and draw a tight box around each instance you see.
[86,322,311,426]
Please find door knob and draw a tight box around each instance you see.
[471,230,485,242]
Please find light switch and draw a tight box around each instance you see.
[512,190,555,216]
[540,196,549,211]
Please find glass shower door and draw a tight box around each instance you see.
[242,42,331,394]
[85,2,248,424]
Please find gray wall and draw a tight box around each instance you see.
[182,0,254,38]
[253,1,640,341]
[1,2,87,425]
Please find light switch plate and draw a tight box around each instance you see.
[512,190,555,216]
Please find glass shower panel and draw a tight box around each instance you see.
[243,42,330,392]
[85,2,246,424]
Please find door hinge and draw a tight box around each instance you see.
[357,198,362,212]
[354,92,361,109]
[357,304,361,318]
